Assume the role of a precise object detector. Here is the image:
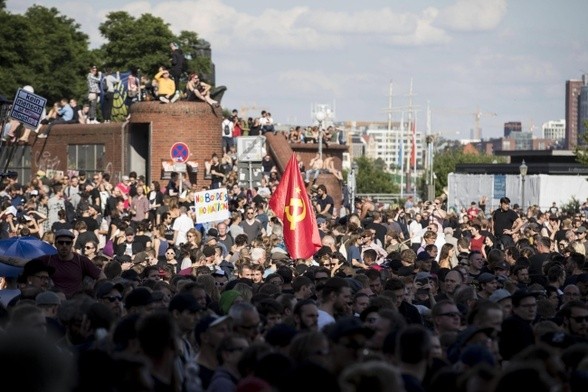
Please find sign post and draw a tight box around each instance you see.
[9,88,47,130]
[170,142,190,197]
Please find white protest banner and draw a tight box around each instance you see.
[194,188,230,223]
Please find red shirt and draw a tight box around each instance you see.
[42,253,102,298]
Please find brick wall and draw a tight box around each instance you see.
[130,101,223,186]
[19,101,222,186]
[28,123,123,179]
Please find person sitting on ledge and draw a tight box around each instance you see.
[37,98,74,139]
[154,67,178,104]
[185,73,220,108]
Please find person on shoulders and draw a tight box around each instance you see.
[39,229,105,298]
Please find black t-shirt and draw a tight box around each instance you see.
[316,195,334,215]
[211,163,224,183]
[492,208,519,237]
[78,216,99,232]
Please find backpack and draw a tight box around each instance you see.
[101,77,108,93]
[223,122,231,136]
[64,199,77,223]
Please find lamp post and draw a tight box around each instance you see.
[315,110,326,161]
[519,160,528,212]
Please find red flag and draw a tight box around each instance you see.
[269,154,321,259]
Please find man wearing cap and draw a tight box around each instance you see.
[477,273,498,300]
[114,227,146,258]
[492,197,523,248]
[489,288,513,316]
[35,291,61,329]
[96,281,125,319]
[195,314,232,389]
[169,293,202,360]
[499,290,538,360]
[39,229,105,298]
[22,259,55,291]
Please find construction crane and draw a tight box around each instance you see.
[473,108,497,140]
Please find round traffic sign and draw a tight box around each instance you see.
[170,142,190,163]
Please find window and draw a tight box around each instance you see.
[67,144,105,174]
[9,146,32,182]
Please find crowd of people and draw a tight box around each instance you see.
[0,149,588,392]
[2,44,588,392]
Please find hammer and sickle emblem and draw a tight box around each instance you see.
[284,197,306,230]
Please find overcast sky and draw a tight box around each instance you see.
[7,0,588,139]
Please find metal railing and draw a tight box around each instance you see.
[356,193,405,206]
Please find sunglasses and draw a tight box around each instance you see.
[571,316,588,323]
[85,246,94,250]
[56,240,73,246]
[102,296,122,303]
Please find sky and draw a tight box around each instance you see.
[6,0,588,140]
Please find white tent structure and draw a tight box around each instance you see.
[447,173,588,213]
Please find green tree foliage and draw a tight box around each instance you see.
[98,12,175,75]
[433,145,505,195]
[0,6,91,103]
[574,120,588,165]
[355,156,400,194]
[176,31,212,77]
[0,5,211,106]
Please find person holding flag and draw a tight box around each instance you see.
[269,154,322,260]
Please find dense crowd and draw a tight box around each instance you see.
[1,42,588,392]
[0,154,588,392]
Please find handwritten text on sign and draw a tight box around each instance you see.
[194,188,229,223]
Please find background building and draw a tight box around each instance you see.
[565,78,583,149]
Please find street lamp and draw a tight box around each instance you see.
[315,110,326,161]
[519,160,528,212]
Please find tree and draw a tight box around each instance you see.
[0,6,91,103]
[355,156,400,194]
[176,30,212,77]
[574,119,588,165]
[98,11,175,75]
[432,144,505,196]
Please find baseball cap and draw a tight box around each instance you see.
[54,229,75,240]
[316,217,326,225]
[511,289,540,306]
[124,287,153,309]
[477,272,497,284]
[35,291,61,306]
[499,197,511,204]
[493,261,510,271]
[23,259,55,278]
[415,272,432,281]
[576,226,587,234]
[195,314,231,337]
[95,281,125,299]
[488,288,512,303]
